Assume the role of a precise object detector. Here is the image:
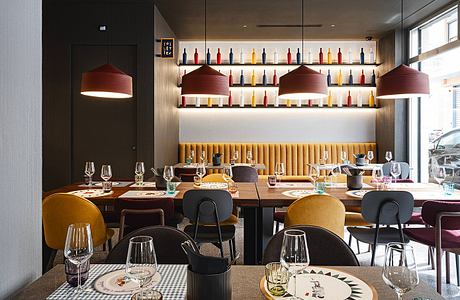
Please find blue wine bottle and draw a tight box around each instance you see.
[262,48,267,64]
[182,48,187,65]
[371,70,376,86]
[263,70,267,86]
[207,48,211,65]
[360,48,364,64]
[327,70,331,86]
[348,70,353,85]
[296,48,301,64]
[229,48,234,64]
[240,70,245,86]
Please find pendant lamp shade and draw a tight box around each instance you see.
[278,65,328,100]
[181,64,229,98]
[81,64,133,99]
[376,64,429,99]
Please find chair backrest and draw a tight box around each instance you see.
[382,162,410,179]
[174,167,197,182]
[42,193,108,250]
[182,190,233,224]
[105,226,199,264]
[285,195,346,238]
[422,201,460,230]
[232,166,258,182]
[119,198,175,227]
[361,191,414,225]
[262,225,359,266]
[202,173,227,183]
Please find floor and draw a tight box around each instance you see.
[54,218,460,299]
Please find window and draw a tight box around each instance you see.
[448,20,458,42]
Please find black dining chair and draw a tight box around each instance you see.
[382,162,410,179]
[232,166,258,182]
[263,225,359,266]
[347,191,414,266]
[105,226,198,264]
[182,189,237,261]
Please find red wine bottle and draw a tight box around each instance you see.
[194,48,199,64]
[360,70,365,85]
[217,48,222,64]
[337,48,342,64]
[319,48,323,64]
[273,70,278,86]
[308,99,313,107]
[287,48,292,64]
[263,91,268,107]
[229,70,233,86]
[181,96,186,108]
[228,91,232,107]
[347,91,352,107]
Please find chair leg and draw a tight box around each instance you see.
[356,239,361,254]
[446,252,451,284]
[371,244,377,266]
[456,254,460,286]
[429,247,435,270]
[45,249,57,272]
[275,221,279,232]
[108,239,113,251]
[436,247,442,294]
[348,234,352,247]
[102,243,106,251]
[228,240,234,262]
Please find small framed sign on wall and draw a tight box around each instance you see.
[160,38,175,58]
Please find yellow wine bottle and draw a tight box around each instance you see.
[368,90,375,107]
[207,97,212,107]
[251,91,256,107]
[327,90,333,107]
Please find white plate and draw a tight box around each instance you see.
[282,190,315,198]
[67,189,113,198]
[93,269,161,295]
[345,190,371,198]
[199,182,228,189]
[94,182,120,187]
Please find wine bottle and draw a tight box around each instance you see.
[287,48,292,64]
[262,48,267,64]
[228,91,233,107]
[251,48,256,64]
[273,70,278,86]
[369,48,375,64]
[337,69,343,86]
[274,95,279,107]
[308,48,312,64]
[229,48,234,64]
[181,69,186,85]
[286,99,292,107]
[337,92,343,107]
[319,48,323,64]
[182,48,187,65]
[195,97,200,107]
[217,48,222,64]
[371,70,376,86]
[240,49,245,64]
[348,48,353,64]
[240,90,245,107]
[218,97,223,107]
[348,69,353,85]
[240,70,245,86]
[262,70,267,86]
[229,70,233,86]
[194,48,199,64]
[251,91,256,107]
[327,48,332,64]
[357,91,362,107]
[368,90,375,107]
[181,96,186,108]
[263,91,268,107]
[327,91,333,107]
[360,69,365,85]
[327,70,331,86]
[298,99,303,107]
[307,99,312,107]
[296,48,301,64]
[360,48,364,64]
[206,48,211,64]
[347,91,352,107]
[273,49,279,64]
[318,97,323,107]
[251,70,256,86]
[207,97,212,107]
[337,48,342,64]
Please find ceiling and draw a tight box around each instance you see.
[153,0,456,40]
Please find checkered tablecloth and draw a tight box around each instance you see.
[47,264,187,300]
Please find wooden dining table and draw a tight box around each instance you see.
[16,264,444,299]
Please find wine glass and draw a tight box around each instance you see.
[64,223,93,296]
[323,151,329,164]
[372,166,384,189]
[280,229,310,299]
[135,162,145,186]
[223,165,233,182]
[196,164,206,180]
[367,150,374,163]
[200,150,206,163]
[190,150,195,161]
[382,243,419,300]
[390,162,402,184]
[275,162,285,184]
[308,164,320,186]
[385,151,393,162]
[432,165,446,193]
[163,165,174,182]
[340,151,348,163]
[101,165,112,182]
[233,150,239,163]
[247,150,253,163]
[331,164,341,185]
[126,236,158,300]
[84,162,95,186]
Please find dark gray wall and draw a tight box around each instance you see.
[0,0,42,298]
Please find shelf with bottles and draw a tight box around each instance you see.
[178,83,376,90]
[177,104,378,109]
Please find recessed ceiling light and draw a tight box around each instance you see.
[242,25,248,28]
[330,24,335,27]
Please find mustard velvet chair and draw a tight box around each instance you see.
[285,194,346,238]
[201,174,238,225]
[42,193,115,270]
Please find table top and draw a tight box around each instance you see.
[313,163,383,171]
[175,162,266,170]
[16,264,443,300]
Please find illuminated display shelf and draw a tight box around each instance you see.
[178,84,376,89]
[178,104,378,109]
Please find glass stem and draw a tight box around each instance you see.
[140,283,144,300]
[293,272,297,299]
[89,176,92,186]
[397,292,403,300]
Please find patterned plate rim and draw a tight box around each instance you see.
[93,268,161,295]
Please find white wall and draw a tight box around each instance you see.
[0,0,42,298]
[179,108,376,143]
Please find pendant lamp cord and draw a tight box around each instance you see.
[106,1,111,63]
[301,0,304,64]
[400,0,404,64]
[204,0,207,59]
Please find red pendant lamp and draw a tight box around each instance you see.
[81,64,133,98]
[376,0,429,99]
[278,0,327,100]
[180,0,229,98]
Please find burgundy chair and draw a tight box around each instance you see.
[174,167,197,182]
[231,166,258,182]
[404,201,460,294]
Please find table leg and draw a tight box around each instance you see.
[257,207,274,264]
[243,207,258,265]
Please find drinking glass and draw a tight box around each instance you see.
[190,150,195,161]
[135,162,145,185]
[382,243,419,300]
[64,223,94,296]
[233,150,239,163]
[308,164,320,186]
[340,151,348,163]
[323,151,329,164]
[196,163,206,180]
[84,162,95,186]
[367,150,374,163]
[390,162,402,184]
[275,162,285,184]
[101,165,112,192]
[126,236,158,300]
[331,164,341,185]
[432,165,446,193]
[223,165,233,182]
[200,150,206,163]
[385,151,393,162]
[247,150,253,163]
[372,166,384,189]
[280,229,310,299]
[265,262,289,297]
